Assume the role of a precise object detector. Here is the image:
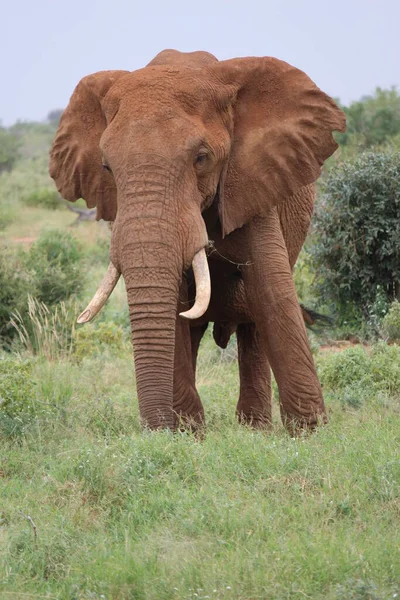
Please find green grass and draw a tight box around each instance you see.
[1,124,399,599]
[1,346,399,600]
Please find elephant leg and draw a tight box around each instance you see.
[190,322,209,372]
[236,323,272,429]
[242,210,327,433]
[173,287,205,428]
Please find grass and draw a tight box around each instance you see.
[1,127,399,599]
[1,345,399,600]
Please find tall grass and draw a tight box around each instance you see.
[10,296,77,360]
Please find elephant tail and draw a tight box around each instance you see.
[300,304,333,329]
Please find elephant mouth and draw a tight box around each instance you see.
[77,246,211,324]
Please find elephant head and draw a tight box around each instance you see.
[49,50,345,429]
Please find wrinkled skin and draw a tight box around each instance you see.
[50,49,345,431]
[180,184,317,430]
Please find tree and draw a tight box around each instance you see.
[0,127,21,173]
[337,87,400,149]
[47,109,63,126]
[311,151,400,321]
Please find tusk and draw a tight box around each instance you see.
[179,248,211,320]
[77,262,120,324]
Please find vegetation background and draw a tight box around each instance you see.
[0,90,399,599]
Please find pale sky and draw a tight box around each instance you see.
[2,0,399,125]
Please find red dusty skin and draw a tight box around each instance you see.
[110,162,208,429]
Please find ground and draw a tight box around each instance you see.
[1,201,399,600]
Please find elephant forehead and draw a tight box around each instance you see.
[104,68,220,118]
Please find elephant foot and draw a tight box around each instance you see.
[236,398,272,431]
[173,390,205,432]
[280,405,328,436]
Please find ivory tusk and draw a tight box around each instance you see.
[77,262,120,324]
[179,248,211,320]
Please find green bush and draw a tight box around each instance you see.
[0,359,36,438]
[24,230,84,305]
[0,231,84,347]
[0,203,14,231]
[0,246,34,345]
[21,187,61,210]
[0,128,21,173]
[381,300,400,342]
[312,152,400,323]
[337,87,400,150]
[74,321,129,361]
[318,343,400,405]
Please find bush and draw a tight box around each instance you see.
[0,203,14,231]
[311,152,400,323]
[0,231,84,347]
[381,300,400,342]
[21,187,61,210]
[0,359,36,438]
[24,230,84,305]
[0,246,34,345]
[318,343,400,404]
[74,321,129,361]
[0,128,21,173]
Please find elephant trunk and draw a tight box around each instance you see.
[88,161,209,429]
[124,262,179,429]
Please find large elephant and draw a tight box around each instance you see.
[49,49,345,431]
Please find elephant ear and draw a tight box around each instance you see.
[49,70,129,221]
[208,57,346,236]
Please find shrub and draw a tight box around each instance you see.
[74,321,129,361]
[0,359,36,438]
[24,230,84,305]
[381,300,400,342]
[318,346,372,391]
[0,246,34,345]
[0,127,21,173]
[318,343,400,405]
[311,152,400,323]
[0,203,14,231]
[0,231,84,347]
[21,187,61,210]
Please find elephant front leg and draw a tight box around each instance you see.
[173,287,205,429]
[243,210,327,433]
[236,323,272,429]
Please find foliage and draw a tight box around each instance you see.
[0,231,84,347]
[9,120,57,160]
[311,152,400,323]
[24,230,84,306]
[317,343,400,403]
[0,203,14,231]
[47,108,63,125]
[21,187,62,210]
[74,321,129,361]
[0,359,36,438]
[381,300,400,343]
[0,127,21,173]
[0,348,399,598]
[337,87,400,150]
[11,297,77,361]
[0,245,33,345]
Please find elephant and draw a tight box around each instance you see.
[49,49,345,431]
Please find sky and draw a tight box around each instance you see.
[1,0,399,126]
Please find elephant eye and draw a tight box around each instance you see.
[194,152,208,168]
[102,162,112,173]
